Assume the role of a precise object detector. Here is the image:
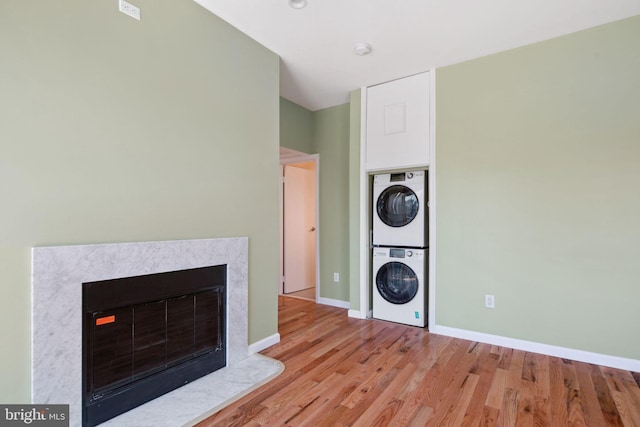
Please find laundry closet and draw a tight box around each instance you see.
[362,71,433,328]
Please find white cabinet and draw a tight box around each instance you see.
[365,72,430,171]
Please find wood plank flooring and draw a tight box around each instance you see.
[284,288,316,301]
[196,296,640,426]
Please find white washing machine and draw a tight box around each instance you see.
[372,247,427,327]
[373,170,427,248]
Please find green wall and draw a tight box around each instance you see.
[436,15,640,359]
[280,100,352,302]
[280,97,314,154]
[0,0,280,403]
[314,104,351,301]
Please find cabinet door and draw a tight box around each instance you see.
[366,72,430,171]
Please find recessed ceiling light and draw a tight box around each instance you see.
[289,0,307,9]
[354,43,372,56]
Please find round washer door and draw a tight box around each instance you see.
[376,185,419,227]
[376,262,418,304]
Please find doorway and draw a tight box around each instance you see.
[279,148,319,301]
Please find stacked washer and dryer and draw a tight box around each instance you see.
[372,170,428,327]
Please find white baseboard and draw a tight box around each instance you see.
[248,333,280,354]
[317,297,350,309]
[432,325,640,372]
[348,309,367,319]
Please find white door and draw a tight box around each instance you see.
[366,72,430,171]
[283,164,316,294]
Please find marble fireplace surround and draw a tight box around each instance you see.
[32,238,283,427]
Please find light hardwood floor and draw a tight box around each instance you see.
[284,287,316,301]
[196,296,640,426]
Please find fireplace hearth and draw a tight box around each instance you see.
[83,266,226,426]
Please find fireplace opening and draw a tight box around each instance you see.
[82,265,226,426]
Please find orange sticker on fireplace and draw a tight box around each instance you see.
[95,315,115,326]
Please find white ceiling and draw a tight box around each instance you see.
[194,0,640,111]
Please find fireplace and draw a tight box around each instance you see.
[82,266,226,426]
[31,238,264,427]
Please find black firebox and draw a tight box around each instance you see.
[82,265,226,426]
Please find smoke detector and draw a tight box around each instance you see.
[354,43,373,56]
[289,0,307,9]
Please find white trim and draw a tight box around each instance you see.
[279,165,284,294]
[318,297,350,309]
[432,325,640,372]
[428,68,437,330]
[347,309,367,319]
[248,333,281,354]
[359,87,371,318]
[280,153,316,165]
[314,155,320,303]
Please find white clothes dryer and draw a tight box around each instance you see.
[372,247,427,327]
[373,170,427,248]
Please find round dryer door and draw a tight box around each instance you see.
[376,262,418,305]
[376,185,419,227]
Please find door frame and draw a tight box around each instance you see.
[279,153,320,302]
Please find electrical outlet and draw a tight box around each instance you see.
[333,272,339,283]
[485,294,495,309]
[119,0,140,20]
